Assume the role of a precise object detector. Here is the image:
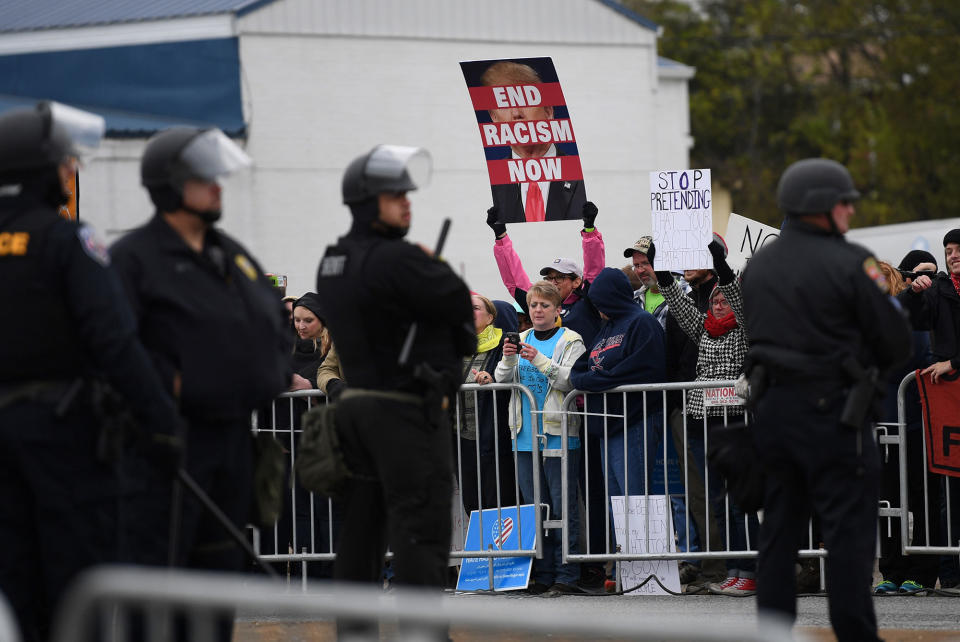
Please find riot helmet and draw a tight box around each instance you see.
[141,126,251,222]
[777,158,860,216]
[342,145,431,239]
[342,145,431,205]
[0,101,105,206]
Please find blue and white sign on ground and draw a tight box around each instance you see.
[456,504,536,592]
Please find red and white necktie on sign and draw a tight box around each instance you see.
[524,182,545,222]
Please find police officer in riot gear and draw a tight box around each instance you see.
[742,158,911,641]
[0,103,183,642]
[111,127,290,578]
[316,145,473,636]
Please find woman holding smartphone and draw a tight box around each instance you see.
[495,280,585,594]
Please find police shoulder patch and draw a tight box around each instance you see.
[234,254,259,281]
[77,225,110,267]
[862,256,888,293]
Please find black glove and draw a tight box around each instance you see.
[325,378,347,401]
[582,201,598,230]
[655,271,674,286]
[486,207,506,239]
[142,429,185,478]
[708,240,735,285]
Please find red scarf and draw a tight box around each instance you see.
[704,309,738,338]
[952,273,960,297]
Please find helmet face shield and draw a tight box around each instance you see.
[178,129,251,184]
[365,145,432,193]
[48,101,105,164]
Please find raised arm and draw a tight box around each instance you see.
[488,207,532,302]
[580,201,605,285]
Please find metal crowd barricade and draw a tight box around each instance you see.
[52,567,800,642]
[558,381,828,571]
[895,370,960,557]
[451,383,544,569]
[251,389,335,583]
[251,382,544,589]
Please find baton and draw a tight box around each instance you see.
[398,217,452,366]
[176,469,279,579]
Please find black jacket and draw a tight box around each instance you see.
[742,218,911,380]
[315,224,474,396]
[110,214,291,422]
[898,274,960,370]
[0,195,179,434]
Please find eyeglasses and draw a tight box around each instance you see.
[543,274,572,283]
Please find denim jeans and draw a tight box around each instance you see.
[517,450,581,586]
[599,410,664,497]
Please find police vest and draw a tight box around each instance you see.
[0,203,86,382]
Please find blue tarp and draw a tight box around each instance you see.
[0,38,245,136]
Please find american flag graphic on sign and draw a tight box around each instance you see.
[492,517,514,549]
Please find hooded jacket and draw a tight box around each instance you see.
[571,268,665,436]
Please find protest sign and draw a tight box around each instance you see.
[456,504,536,591]
[461,57,586,223]
[725,212,780,277]
[650,169,712,270]
[703,386,743,408]
[916,372,960,477]
[610,495,680,595]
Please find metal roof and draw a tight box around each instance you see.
[0,0,278,34]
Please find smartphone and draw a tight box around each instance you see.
[504,332,521,347]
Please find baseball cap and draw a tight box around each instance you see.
[539,258,582,278]
[623,236,656,262]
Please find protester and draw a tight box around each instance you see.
[457,294,515,515]
[874,259,940,594]
[571,267,665,499]
[487,201,605,344]
[743,158,911,640]
[897,229,960,591]
[495,280,585,594]
[289,292,330,391]
[662,253,726,588]
[624,236,669,328]
[656,238,757,595]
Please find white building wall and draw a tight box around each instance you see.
[71,1,693,301]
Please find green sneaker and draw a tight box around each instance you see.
[873,580,897,594]
[898,580,924,594]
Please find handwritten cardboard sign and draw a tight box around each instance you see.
[725,213,780,277]
[610,495,681,595]
[650,169,712,270]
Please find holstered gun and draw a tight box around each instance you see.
[839,356,880,431]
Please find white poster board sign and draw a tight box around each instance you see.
[650,169,712,271]
[725,213,780,277]
[611,495,681,595]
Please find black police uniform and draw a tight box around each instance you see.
[110,213,290,572]
[0,194,180,642]
[315,222,474,591]
[742,217,911,640]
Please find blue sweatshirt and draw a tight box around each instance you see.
[571,268,665,436]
